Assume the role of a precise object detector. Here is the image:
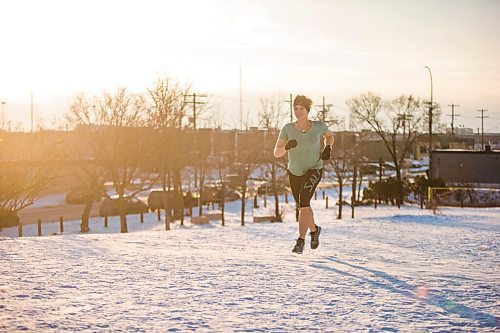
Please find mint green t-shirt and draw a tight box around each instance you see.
[278,121,329,176]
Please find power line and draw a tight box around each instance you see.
[209,94,262,104]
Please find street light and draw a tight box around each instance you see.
[425,66,434,180]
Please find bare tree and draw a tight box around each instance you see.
[259,96,287,221]
[348,93,427,206]
[316,105,355,219]
[235,130,264,226]
[329,133,355,219]
[146,77,190,228]
[259,96,286,130]
[65,93,107,232]
[205,105,225,130]
[146,78,188,128]
[0,131,59,227]
[187,97,215,215]
[313,102,344,130]
[68,88,154,233]
[212,144,231,226]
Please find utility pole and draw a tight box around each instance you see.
[315,97,333,122]
[476,109,489,150]
[184,93,207,130]
[239,65,243,130]
[185,93,207,189]
[447,104,460,136]
[284,94,293,122]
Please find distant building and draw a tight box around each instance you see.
[445,126,474,135]
[414,132,500,160]
[430,147,500,187]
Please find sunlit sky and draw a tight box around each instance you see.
[1,0,499,131]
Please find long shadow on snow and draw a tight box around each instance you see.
[365,214,499,232]
[311,256,497,328]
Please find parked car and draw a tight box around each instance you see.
[225,174,246,189]
[201,186,242,204]
[99,197,148,217]
[360,163,379,175]
[147,190,198,211]
[223,188,241,202]
[65,187,103,204]
[200,187,223,204]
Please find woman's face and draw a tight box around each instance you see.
[294,104,308,120]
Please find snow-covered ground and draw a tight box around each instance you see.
[1,197,499,332]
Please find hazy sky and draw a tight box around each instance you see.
[1,0,499,131]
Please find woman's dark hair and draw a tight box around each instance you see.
[293,95,313,112]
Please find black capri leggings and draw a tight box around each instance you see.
[288,169,323,208]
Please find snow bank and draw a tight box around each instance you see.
[1,200,499,331]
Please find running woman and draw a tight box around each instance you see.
[273,95,334,254]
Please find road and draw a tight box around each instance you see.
[18,195,150,225]
[18,204,101,225]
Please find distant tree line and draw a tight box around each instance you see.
[2,82,448,230]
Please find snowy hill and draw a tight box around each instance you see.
[1,200,499,331]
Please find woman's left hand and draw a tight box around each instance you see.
[321,146,331,160]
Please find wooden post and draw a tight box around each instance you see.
[104,216,108,228]
[60,216,64,233]
[378,157,383,205]
[285,193,288,203]
[198,197,202,217]
[351,195,354,218]
[326,196,329,209]
[18,222,22,237]
[264,191,267,208]
[37,218,42,236]
[314,191,317,200]
[221,203,225,226]
[157,208,161,221]
[352,155,358,219]
[140,212,144,223]
[253,195,258,208]
[322,190,325,199]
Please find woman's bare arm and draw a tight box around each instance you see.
[274,138,287,158]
